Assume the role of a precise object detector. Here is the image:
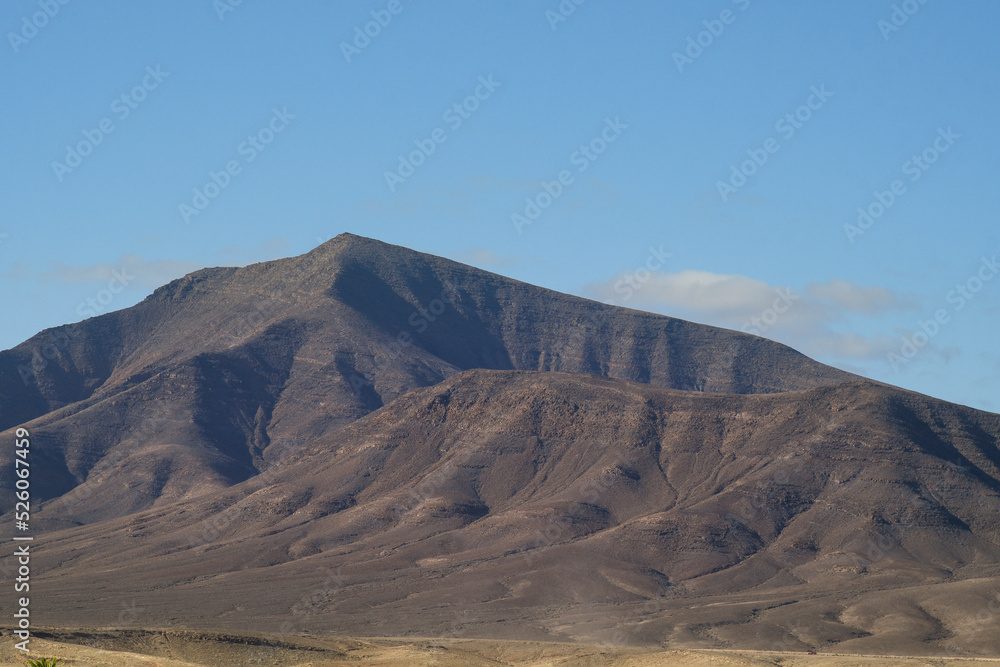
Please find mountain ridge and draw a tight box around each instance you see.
[1,233,857,523]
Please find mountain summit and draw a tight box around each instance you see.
[2,233,850,522]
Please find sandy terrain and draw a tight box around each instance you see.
[3,631,1000,667]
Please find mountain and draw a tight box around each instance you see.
[3,233,998,656]
[26,369,1000,654]
[0,233,850,525]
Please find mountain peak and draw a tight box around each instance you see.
[310,231,412,260]
[2,234,856,521]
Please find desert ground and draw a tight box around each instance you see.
[3,630,1000,667]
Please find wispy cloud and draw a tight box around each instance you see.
[31,254,200,289]
[583,269,916,363]
[804,331,900,361]
[599,270,775,313]
[5,242,292,293]
[805,279,913,315]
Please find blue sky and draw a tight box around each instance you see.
[2,0,998,412]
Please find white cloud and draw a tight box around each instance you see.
[805,279,911,314]
[583,268,916,364]
[805,332,899,360]
[621,270,777,312]
[585,270,825,332]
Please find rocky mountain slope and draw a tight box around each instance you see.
[2,234,998,655]
[24,369,1000,654]
[0,234,850,524]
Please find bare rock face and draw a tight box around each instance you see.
[3,234,998,656]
